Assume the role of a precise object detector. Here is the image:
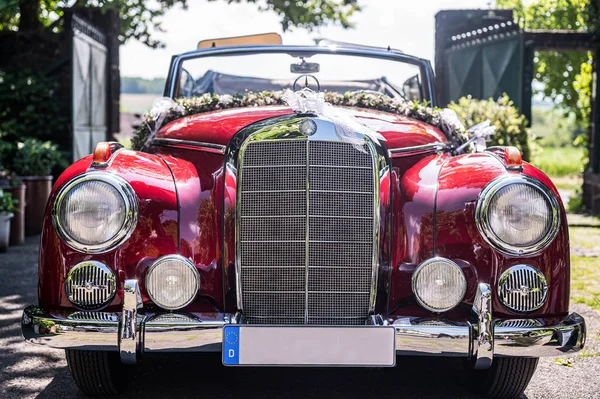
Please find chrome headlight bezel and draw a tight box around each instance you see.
[475,175,560,256]
[411,257,467,313]
[52,171,138,254]
[145,255,201,311]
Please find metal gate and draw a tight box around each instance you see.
[442,23,523,111]
[71,15,108,161]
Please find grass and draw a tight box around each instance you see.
[570,252,600,312]
[570,256,600,311]
[568,214,600,312]
[530,146,584,177]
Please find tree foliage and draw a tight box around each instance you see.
[0,0,361,48]
[496,0,595,126]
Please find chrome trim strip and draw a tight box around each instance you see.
[304,140,310,323]
[388,143,449,157]
[51,171,139,254]
[475,174,561,256]
[119,279,142,364]
[21,307,586,358]
[473,283,493,370]
[150,138,226,153]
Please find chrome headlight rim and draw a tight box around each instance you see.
[411,257,467,313]
[475,175,560,257]
[145,255,201,311]
[497,265,548,313]
[52,171,138,254]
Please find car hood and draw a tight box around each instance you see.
[155,106,448,150]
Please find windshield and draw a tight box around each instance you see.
[175,51,425,102]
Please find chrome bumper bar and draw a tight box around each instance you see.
[22,282,585,366]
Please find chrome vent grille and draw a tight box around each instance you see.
[65,261,117,310]
[497,265,548,313]
[68,312,119,322]
[238,139,376,325]
[496,319,542,328]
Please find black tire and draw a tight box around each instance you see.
[65,350,128,396]
[473,357,539,399]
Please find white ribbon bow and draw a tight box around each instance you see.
[282,89,385,152]
[145,97,184,144]
[455,119,496,153]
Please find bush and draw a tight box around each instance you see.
[0,189,17,214]
[11,139,65,176]
[0,69,67,144]
[449,94,533,161]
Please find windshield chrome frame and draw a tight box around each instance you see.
[163,45,437,106]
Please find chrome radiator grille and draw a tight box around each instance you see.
[238,140,376,325]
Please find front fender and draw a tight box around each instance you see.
[39,150,179,310]
[434,152,569,318]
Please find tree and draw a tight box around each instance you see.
[496,0,596,127]
[0,0,361,48]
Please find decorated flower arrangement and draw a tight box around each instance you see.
[131,90,474,151]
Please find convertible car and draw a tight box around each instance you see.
[22,34,585,398]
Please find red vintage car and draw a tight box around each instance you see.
[22,34,585,398]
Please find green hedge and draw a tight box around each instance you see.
[449,94,533,161]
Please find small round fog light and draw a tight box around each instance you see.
[146,255,200,310]
[412,258,466,312]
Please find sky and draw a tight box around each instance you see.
[121,0,492,79]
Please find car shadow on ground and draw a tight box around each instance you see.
[36,353,503,399]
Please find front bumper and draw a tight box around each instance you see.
[23,281,585,367]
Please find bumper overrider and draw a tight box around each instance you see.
[22,281,585,367]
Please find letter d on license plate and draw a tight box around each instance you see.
[222,325,395,366]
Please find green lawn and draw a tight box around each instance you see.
[568,214,600,312]
[531,147,583,177]
[530,146,584,177]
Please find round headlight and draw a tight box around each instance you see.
[53,172,137,253]
[412,258,466,312]
[476,176,560,255]
[146,255,200,310]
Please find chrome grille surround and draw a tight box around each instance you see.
[497,265,548,313]
[65,261,117,310]
[236,118,380,325]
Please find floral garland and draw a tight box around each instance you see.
[131,90,470,151]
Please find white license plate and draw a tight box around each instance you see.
[222,325,396,366]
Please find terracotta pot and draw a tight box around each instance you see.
[18,176,53,236]
[2,184,26,245]
[0,212,13,252]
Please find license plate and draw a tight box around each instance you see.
[222,325,396,366]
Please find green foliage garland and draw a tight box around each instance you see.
[131,91,470,151]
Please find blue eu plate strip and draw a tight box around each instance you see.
[222,326,240,365]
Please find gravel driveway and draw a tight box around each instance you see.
[1,237,599,399]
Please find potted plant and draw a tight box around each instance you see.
[0,144,26,245]
[0,172,25,246]
[0,189,16,252]
[12,139,64,236]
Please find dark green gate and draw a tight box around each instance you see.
[442,25,523,111]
